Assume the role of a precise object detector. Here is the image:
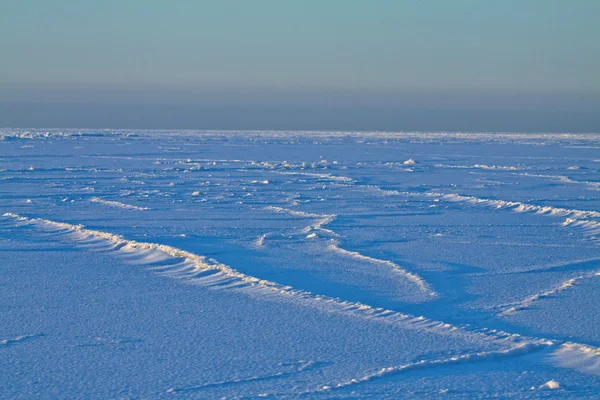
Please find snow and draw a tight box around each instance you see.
[538,380,561,390]
[1,129,600,398]
[90,197,150,210]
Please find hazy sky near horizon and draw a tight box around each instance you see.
[1,0,599,131]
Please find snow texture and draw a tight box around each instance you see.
[1,129,600,398]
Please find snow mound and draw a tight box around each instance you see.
[538,380,560,390]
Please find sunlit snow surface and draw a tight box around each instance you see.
[1,129,600,399]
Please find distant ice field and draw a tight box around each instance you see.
[1,129,599,398]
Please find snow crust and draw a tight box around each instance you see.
[1,129,599,398]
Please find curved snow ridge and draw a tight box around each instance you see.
[265,206,434,295]
[265,206,338,235]
[270,170,355,183]
[328,241,435,296]
[519,172,600,190]
[496,270,600,317]
[350,185,600,222]
[0,333,44,346]
[3,212,274,290]
[432,192,600,220]
[2,212,545,351]
[416,191,600,247]
[90,197,149,210]
[552,343,600,376]
[310,342,551,394]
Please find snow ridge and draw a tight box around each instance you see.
[496,270,600,317]
[357,185,600,222]
[265,206,435,296]
[90,197,149,210]
[270,170,355,183]
[2,212,546,351]
[10,212,600,383]
[328,241,435,296]
[433,192,600,220]
[310,342,549,394]
[0,333,43,347]
[520,172,600,190]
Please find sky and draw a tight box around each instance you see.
[1,0,599,131]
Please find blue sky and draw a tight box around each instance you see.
[1,0,599,131]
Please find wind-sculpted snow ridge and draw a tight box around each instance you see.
[267,167,600,221]
[307,342,550,394]
[552,343,600,376]
[520,173,600,190]
[265,206,435,296]
[428,192,600,249]
[429,193,600,318]
[432,192,600,220]
[270,170,355,183]
[496,271,600,317]
[90,197,149,210]
[366,187,600,225]
[3,213,273,291]
[339,182,600,223]
[11,212,600,384]
[328,241,435,296]
[356,185,600,222]
[2,212,551,353]
[0,333,44,347]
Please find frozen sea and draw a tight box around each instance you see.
[1,129,599,399]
